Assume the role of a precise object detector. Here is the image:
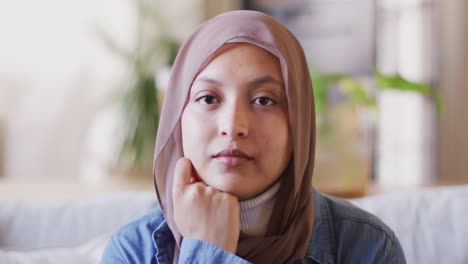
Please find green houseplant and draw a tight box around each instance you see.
[98,0,180,177]
[310,67,443,126]
[310,66,442,197]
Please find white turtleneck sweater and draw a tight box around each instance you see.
[239,180,281,237]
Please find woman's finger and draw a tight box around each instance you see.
[172,158,193,197]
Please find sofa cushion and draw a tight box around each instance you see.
[351,184,468,264]
[0,192,156,251]
[0,232,110,264]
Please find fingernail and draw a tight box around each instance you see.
[190,176,197,183]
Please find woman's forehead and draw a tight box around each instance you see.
[193,42,282,81]
[215,42,277,56]
[191,45,283,95]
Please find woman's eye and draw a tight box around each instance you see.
[253,96,276,106]
[196,95,219,105]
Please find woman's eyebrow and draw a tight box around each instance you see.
[248,75,284,89]
[193,77,223,87]
[193,75,284,90]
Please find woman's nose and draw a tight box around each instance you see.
[218,102,249,139]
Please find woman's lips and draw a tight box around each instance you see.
[212,149,253,167]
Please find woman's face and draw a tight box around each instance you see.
[181,43,292,200]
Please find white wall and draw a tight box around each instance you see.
[376,0,437,187]
[0,0,197,181]
[0,0,137,180]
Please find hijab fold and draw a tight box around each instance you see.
[153,10,316,264]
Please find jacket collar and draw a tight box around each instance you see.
[304,189,336,264]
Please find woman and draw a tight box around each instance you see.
[102,10,406,264]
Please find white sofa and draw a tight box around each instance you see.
[1,185,467,264]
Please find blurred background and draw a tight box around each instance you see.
[0,0,467,202]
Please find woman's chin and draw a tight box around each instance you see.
[205,180,256,200]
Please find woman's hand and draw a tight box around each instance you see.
[172,158,240,254]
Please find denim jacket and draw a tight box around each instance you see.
[101,189,406,264]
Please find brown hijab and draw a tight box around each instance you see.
[153,10,316,264]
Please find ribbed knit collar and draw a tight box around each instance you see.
[239,180,281,237]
